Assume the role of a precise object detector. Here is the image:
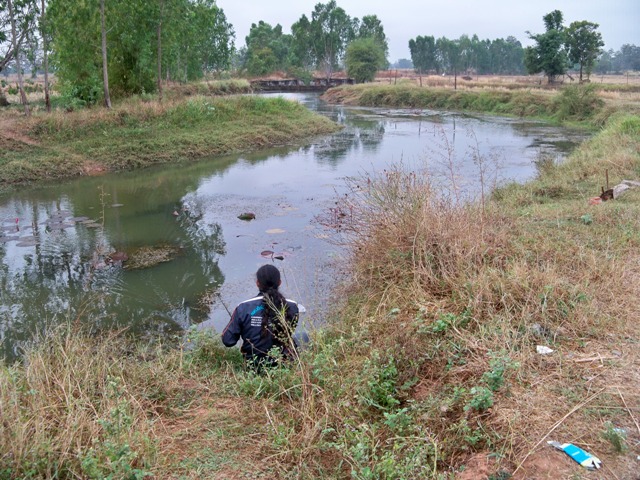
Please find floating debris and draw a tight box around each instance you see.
[266,228,285,234]
[124,244,182,270]
[238,212,256,221]
[111,204,124,208]
[108,251,129,262]
[261,250,274,257]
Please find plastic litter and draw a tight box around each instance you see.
[548,441,601,470]
[536,345,554,355]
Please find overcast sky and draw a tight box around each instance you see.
[216,0,639,62]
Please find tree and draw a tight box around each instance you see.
[99,0,111,108]
[291,1,356,79]
[436,36,462,89]
[618,44,640,71]
[524,9,568,83]
[244,21,291,75]
[186,0,233,75]
[7,0,31,114]
[565,20,603,82]
[289,13,313,70]
[39,0,50,110]
[356,14,388,67]
[409,35,438,74]
[345,37,384,83]
[47,0,234,103]
[1,0,38,74]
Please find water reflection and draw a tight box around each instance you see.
[0,93,589,361]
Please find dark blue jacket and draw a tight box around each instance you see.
[221,293,300,363]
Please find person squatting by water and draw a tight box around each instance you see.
[221,264,300,371]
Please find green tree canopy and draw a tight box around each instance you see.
[1,0,39,73]
[47,0,234,103]
[357,14,388,66]
[524,9,568,83]
[345,37,384,83]
[409,35,438,74]
[291,0,356,78]
[409,34,524,76]
[565,20,604,81]
[619,44,640,71]
[244,20,291,75]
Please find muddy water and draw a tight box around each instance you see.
[0,93,588,360]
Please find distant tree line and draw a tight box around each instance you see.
[407,11,640,84]
[596,44,640,74]
[2,0,640,111]
[239,0,388,81]
[409,34,525,76]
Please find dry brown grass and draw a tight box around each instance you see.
[291,112,640,477]
[0,328,163,477]
[375,70,640,88]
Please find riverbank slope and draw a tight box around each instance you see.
[0,94,339,194]
[323,82,640,127]
[1,102,638,478]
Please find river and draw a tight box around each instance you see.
[0,92,588,361]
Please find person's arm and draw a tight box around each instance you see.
[221,308,242,347]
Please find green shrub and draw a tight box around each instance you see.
[360,353,400,410]
[554,84,604,121]
[465,386,494,412]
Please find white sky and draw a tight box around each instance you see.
[216,0,640,62]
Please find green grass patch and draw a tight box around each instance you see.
[0,95,338,192]
[323,83,635,126]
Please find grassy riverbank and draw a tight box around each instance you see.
[0,93,338,193]
[323,82,640,126]
[1,104,638,478]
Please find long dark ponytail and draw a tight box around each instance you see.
[256,264,293,341]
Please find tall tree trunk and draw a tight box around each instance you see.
[8,0,30,116]
[100,0,112,108]
[41,0,50,112]
[157,0,164,102]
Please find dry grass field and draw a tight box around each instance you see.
[375,69,640,87]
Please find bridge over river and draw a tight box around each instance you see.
[250,77,354,92]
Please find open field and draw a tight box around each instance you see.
[374,70,640,88]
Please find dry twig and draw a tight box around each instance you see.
[512,388,605,476]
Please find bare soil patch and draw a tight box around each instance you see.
[0,115,39,147]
